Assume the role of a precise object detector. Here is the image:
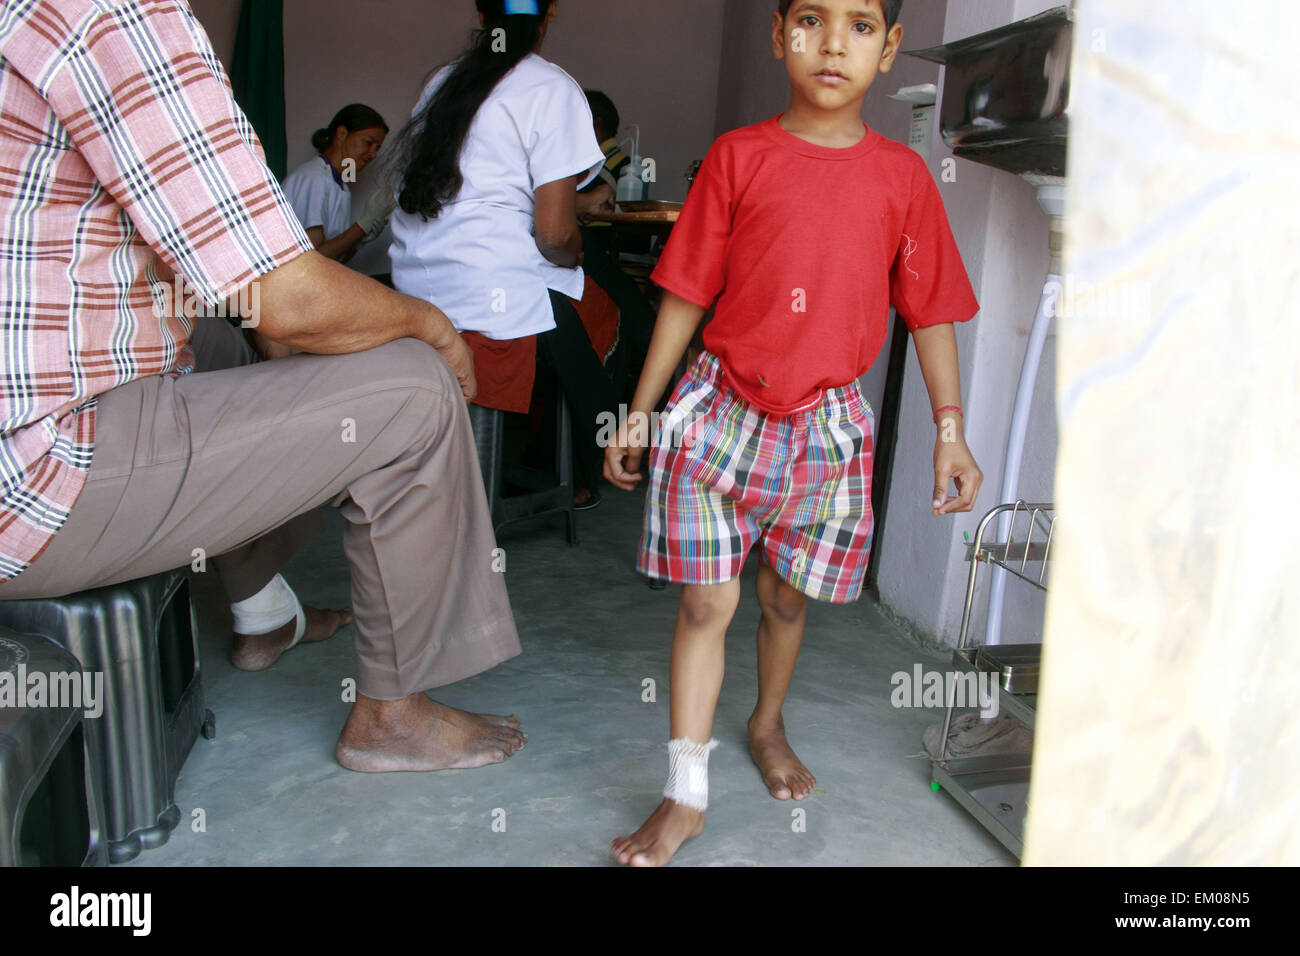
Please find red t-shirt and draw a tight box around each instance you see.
[652,116,979,415]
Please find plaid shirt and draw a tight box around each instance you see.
[0,0,312,581]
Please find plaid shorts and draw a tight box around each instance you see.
[637,352,875,603]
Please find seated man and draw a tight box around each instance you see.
[581,90,632,194]
[0,0,525,772]
[578,90,656,397]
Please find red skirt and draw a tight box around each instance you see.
[463,279,620,414]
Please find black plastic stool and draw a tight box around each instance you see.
[0,627,109,866]
[468,394,578,545]
[0,570,214,863]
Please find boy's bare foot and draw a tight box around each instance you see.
[610,799,705,866]
[336,692,526,773]
[748,716,815,800]
[230,606,352,671]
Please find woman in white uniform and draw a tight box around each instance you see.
[388,0,614,507]
[282,104,392,264]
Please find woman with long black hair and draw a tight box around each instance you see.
[388,0,612,507]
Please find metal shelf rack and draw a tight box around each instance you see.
[930,501,1056,859]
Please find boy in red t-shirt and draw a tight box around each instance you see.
[605,0,983,866]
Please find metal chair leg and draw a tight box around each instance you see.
[556,392,578,547]
[466,403,505,530]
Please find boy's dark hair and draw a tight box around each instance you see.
[392,0,557,219]
[584,90,620,140]
[778,0,902,30]
[311,104,388,152]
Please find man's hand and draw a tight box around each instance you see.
[433,332,477,402]
[932,433,982,516]
[603,419,648,491]
[576,183,615,223]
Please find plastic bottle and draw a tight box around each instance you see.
[616,162,642,204]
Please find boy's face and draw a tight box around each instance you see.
[773,0,903,113]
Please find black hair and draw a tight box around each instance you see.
[584,89,619,140]
[778,0,902,30]
[393,0,557,219]
[311,104,388,152]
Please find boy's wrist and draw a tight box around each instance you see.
[935,408,965,443]
[932,404,963,425]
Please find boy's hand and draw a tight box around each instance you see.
[932,434,982,516]
[604,422,648,491]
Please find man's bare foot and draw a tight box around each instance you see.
[336,692,526,772]
[610,799,705,867]
[230,606,352,671]
[748,716,815,800]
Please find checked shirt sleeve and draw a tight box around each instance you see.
[3,0,312,305]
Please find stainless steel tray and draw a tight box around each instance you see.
[930,754,1031,858]
[975,643,1041,694]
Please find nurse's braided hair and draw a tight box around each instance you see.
[393,0,556,219]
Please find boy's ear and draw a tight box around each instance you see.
[771,11,787,60]
[878,22,904,73]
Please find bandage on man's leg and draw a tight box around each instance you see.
[229,572,305,646]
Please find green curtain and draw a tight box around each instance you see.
[230,0,288,180]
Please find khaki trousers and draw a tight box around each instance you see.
[0,317,521,699]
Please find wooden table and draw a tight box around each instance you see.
[593,209,680,225]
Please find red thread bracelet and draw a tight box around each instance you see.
[933,405,963,424]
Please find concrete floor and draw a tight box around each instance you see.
[128,486,1016,867]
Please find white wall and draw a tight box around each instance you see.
[876,0,1061,649]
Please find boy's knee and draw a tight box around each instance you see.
[757,571,806,623]
[678,582,739,630]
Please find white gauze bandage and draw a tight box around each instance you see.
[229,573,305,645]
[663,737,719,812]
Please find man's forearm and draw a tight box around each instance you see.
[249,250,457,354]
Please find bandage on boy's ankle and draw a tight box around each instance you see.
[664,737,719,812]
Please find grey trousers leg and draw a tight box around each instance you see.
[0,319,521,698]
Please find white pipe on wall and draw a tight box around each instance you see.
[984,268,1059,645]
[984,184,1064,647]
